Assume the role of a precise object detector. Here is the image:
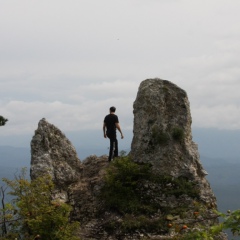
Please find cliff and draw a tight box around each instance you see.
[30,79,227,239]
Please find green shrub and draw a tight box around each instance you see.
[100,157,239,239]
[100,157,200,214]
[172,127,185,142]
[100,157,152,214]
[152,126,169,145]
[1,170,79,240]
[99,157,202,235]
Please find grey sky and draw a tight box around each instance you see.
[1,0,240,138]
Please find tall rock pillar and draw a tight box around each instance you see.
[131,79,215,205]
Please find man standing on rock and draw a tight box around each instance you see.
[103,106,124,162]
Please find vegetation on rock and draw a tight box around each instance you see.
[99,156,204,236]
[151,125,169,145]
[0,157,240,239]
[172,127,185,142]
[150,125,185,150]
[98,156,240,239]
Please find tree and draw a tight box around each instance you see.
[0,116,8,127]
[0,184,21,239]
[1,169,79,240]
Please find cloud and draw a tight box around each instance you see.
[0,84,135,136]
[69,80,139,102]
[1,0,240,139]
[192,104,240,129]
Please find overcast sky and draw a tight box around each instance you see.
[1,0,240,140]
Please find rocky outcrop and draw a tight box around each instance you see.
[131,79,214,206]
[30,118,82,192]
[30,79,227,240]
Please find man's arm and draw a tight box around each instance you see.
[103,122,107,138]
[115,122,124,139]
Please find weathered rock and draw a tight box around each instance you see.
[131,79,215,205]
[69,155,109,224]
[129,78,227,239]
[30,118,82,191]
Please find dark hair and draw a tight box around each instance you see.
[110,106,116,112]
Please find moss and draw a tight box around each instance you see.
[172,127,185,142]
[145,140,155,154]
[152,125,169,145]
[147,119,155,126]
[162,86,169,93]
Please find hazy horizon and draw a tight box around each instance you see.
[1,127,240,162]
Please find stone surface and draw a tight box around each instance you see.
[131,79,215,205]
[30,118,83,190]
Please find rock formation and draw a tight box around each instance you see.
[131,79,214,205]
[30,118,82,193]
[30,79,227,240]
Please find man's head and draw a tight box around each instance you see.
[110,106,116,113]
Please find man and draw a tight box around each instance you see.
[103,106,124,162]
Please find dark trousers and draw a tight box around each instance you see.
[109,137,118,161]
